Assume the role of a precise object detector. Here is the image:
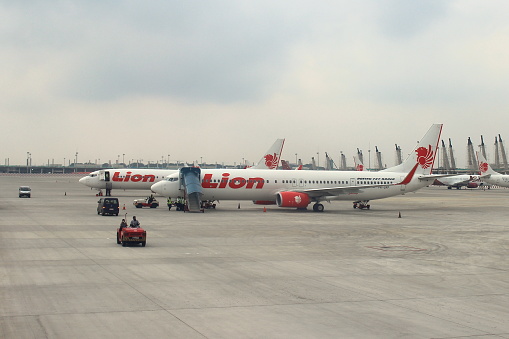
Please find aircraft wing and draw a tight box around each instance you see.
[287,183,393,198]
[286,165,420,198]
[418,174,459,182]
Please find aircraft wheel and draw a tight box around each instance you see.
[313,203,324,212]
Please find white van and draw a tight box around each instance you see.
[19,186,31,198]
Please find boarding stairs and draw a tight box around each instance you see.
[180,167,204,212]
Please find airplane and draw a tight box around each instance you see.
[151,124,444,212]
[477,151,509,187]
[281,160,292,170]
[281,160,302,170]
[432,175,484,189]
[79,139,285,195]
[353,154,365,171]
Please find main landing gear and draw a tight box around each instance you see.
[353,201,370,210]
[312,203,324,212]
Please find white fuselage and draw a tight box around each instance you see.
[151,168,428,203]
[483,174,509,187]
[79,169,178,191]
[433,174,483,188]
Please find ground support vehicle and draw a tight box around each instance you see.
[201,200,216,209]
[19,186,31,198]
[133,195,159,208]
[117,227,146,247]
[97,198,119,216]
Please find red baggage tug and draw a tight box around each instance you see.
[117,226,146,247]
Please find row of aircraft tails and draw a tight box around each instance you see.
[79,124,509,212]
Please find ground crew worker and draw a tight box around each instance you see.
[119,219,128,230]
[167,197,173,210]
[130,216,140,228]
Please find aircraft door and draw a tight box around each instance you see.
[400,176,406,191]
[98,170,109,181]
[299,178,305,187]
[350,178,356,186]
[292,178,298,187]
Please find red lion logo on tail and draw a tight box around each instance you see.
[479,162,488,173]
[264,153,280,169]
[415,145,434,169]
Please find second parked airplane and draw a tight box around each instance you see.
[79,139,285,194]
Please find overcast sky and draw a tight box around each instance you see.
[2,0,509,168]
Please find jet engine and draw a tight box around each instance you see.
[466,182,479,188]
[276,192,311,208]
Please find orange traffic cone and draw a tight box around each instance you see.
[263,207,267,212]
[123,204,126,210]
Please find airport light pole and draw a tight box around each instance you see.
[295,153,297,165]
[368,149,371,171]
[122,154,125,165]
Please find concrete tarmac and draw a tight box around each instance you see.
[1,174,509,339]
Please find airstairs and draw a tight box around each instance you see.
[180,167,204,212]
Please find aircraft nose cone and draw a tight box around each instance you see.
[151,181,164,195]
[79,176,87,185]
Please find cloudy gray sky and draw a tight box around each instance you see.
[2,0,509,168]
